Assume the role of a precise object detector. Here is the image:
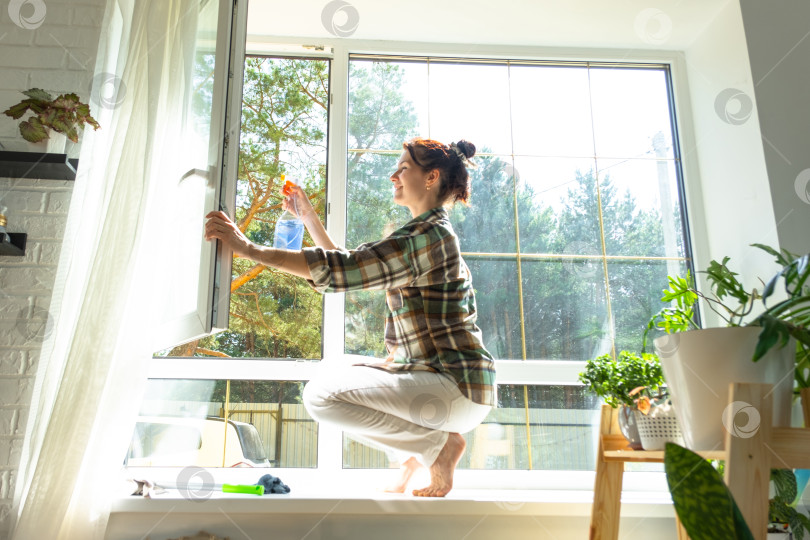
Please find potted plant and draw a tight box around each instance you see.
[644,244,810,451]
[578,350,665,449]
[665,443,810,540]
[2,88,100,153]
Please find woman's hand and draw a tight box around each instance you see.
[204,211,254,260]
[282,183,316,221]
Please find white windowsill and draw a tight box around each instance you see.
[111,487,676,519]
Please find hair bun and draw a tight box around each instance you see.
[455,140,476,159]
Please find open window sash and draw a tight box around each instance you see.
[150,0,247,352]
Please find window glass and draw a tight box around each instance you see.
[129,378,316,468]
[589,67,675,159]
[158,56,329,360]
[510,65,594,158]
[344,384,602,470]
[343,56,691,469]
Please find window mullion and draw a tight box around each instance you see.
[321,45,349,365]
[318,44,351,474]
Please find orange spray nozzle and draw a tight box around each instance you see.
[282,180,295,196]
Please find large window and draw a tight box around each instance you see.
[136,50,691,478]
[342,56,689,470]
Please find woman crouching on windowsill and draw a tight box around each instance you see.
[204,138,496,497]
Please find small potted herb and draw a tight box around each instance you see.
[3,88,100,153]
[578,350,664,449]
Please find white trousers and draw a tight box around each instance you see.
[303,365,492,468]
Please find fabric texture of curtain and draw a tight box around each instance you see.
[11,1,200,538]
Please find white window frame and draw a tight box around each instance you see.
[145,38,702,495]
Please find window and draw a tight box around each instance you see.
[341,56,689,470]
[139,46,691,482]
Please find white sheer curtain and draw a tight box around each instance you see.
[11,1,200,538]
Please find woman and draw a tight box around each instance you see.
[204,138,496,497]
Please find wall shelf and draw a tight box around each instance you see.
[0,150,78,180]
[0,233,27,256]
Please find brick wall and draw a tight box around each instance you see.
[0,0,105,535]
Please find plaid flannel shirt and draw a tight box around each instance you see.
[302,207,496,406]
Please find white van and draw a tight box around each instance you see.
[125,416,270,468]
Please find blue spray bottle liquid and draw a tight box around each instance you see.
[273,175,304,250]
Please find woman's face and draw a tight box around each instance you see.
[390,151,437,213]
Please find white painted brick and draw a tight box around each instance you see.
[0,470,15,499]
[0,89,28,111]
[0,122,18,138]
[0,296,30,319]
[0,46,65,69]
[32,295,50,312]
[66,50,95,72]
[45,191,72,214]
[0,350,29,375]
[0,410,21,436]
[22,349,36,375]
[2,178,73,189]
[0,438,22,469]
[35,26,100,49]
[29,70,92,95]
[0,70,29,91]
[10,214,67,240]
[0,501,10,532]
[0,27,33,46]
[0,267,56,295]
[71,5,105,27]
[0,378,33,407]
[0,317,52,348]
[13,409,27,436]
[37,242,61,265]
[0,191,46,213]
[26,4,71,28]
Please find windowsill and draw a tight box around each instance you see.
[111,487,677,518]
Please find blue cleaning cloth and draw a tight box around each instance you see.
[257,473,291,494]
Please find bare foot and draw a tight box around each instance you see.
[384,457,423,493]
[413,433,466,497]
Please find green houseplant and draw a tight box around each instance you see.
[3,88,100,144]
[665,443,810,540]
[644,244,810,369]
[578,350,664,448]
[643,244,810,450]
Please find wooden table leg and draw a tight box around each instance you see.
[590,406,624,540]
[590,458,623,539]
[723,383,772,540]
[675,515,690,540]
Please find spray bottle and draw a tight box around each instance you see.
[273,175,304,250]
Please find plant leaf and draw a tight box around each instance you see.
[751,243,788,265]
[19,117,48,142]
[63,125,80,143]
[664,443,755,540]
[22,88,52,101]
[762,272,780,305]
[771,469,797,505]
[3,101,33,120]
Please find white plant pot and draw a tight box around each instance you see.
[654,327,794,451]
[45,132,67,154]
[22,132,67,154]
